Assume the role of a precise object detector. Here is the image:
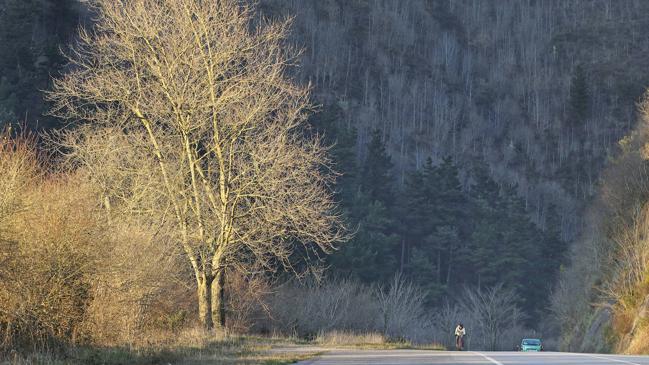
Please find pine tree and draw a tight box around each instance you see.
[466,165,528,290]
[330,191,399,282]
[360,129,394,206]
[400,157,468,304]
[465,163,506,288]
[466,162,562,322]
[323,121,400,283]
[315,105,358,205]
[538,204,566,294]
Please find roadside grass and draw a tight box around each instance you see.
[2,330,445,364]
[314,330,446,351]
[1,333,320,365]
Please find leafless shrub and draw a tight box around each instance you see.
[223,271,272,334]
[267,278,378,337]
[430,302,473,349]
[376,274,428,341]
[0,131,196,352]
[0,144,105,351]
[265,275,438,344]
[459,284,524,351]
[80,222,192,346]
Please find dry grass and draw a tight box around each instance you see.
[626,320,649,354]
[314,330,445,351]
[0,331,320,365]
[315,330,386,346]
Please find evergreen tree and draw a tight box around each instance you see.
[322,120,400,283]
[466,164,526,289]
[466,162,560,322]
[464,162,504,287]
[330,191,399,282]
[538,204,566,292]
[360,129,394,206]
[500,185,543,310]
[400,157,468,305]
[313,105,358,205]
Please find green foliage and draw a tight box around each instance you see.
[360,129,394,206]
[322,120,399,282]
[461,163,566,321]
[330,191,399,282]
[398,157,468,305]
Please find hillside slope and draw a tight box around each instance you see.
[262,0,649,242]
[553,97,649,354]
[258,0,649,348]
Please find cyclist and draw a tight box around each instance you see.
[454,323,466,350]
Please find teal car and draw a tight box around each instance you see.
[519,338,543,351]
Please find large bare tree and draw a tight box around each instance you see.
[49,0,346,330]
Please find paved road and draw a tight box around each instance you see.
[295,350,649,365]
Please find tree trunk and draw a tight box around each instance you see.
[399,239,405,272]
[446,245,453,285]
[437,250,442,284]
[197,274,214,330]
[212,270,226,330]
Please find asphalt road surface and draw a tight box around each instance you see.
[295,350,649,365]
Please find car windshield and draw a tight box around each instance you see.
[522,339,540,345]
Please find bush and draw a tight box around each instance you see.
[266,278,378,338]
[0,132,103,351]
[265,274,445,345]
[0,131,195,353]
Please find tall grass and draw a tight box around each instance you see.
[315,331,386,346]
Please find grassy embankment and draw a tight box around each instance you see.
[2,334,314,365]
[2,330,445,365]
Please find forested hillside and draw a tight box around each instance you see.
[3,0,649,357]
[0,0,80,128]
[261,0,649,241]
[258,0,649,329]
[313,117,563,323]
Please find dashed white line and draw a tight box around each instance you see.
[472,352,505,365]
[580,353,641,365]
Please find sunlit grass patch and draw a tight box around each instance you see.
[314,330,445,351]
[0,333,320,365]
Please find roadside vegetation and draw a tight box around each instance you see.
[553,93,649,354]
[2,332,318,365]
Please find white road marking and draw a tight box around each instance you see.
[472,351,505,365]
[580,353,641,365]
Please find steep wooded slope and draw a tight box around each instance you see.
[261,0,649,242]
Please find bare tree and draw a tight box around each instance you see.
[49,0,346,330]
[460,284,523,351]
[376,274,427,339]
